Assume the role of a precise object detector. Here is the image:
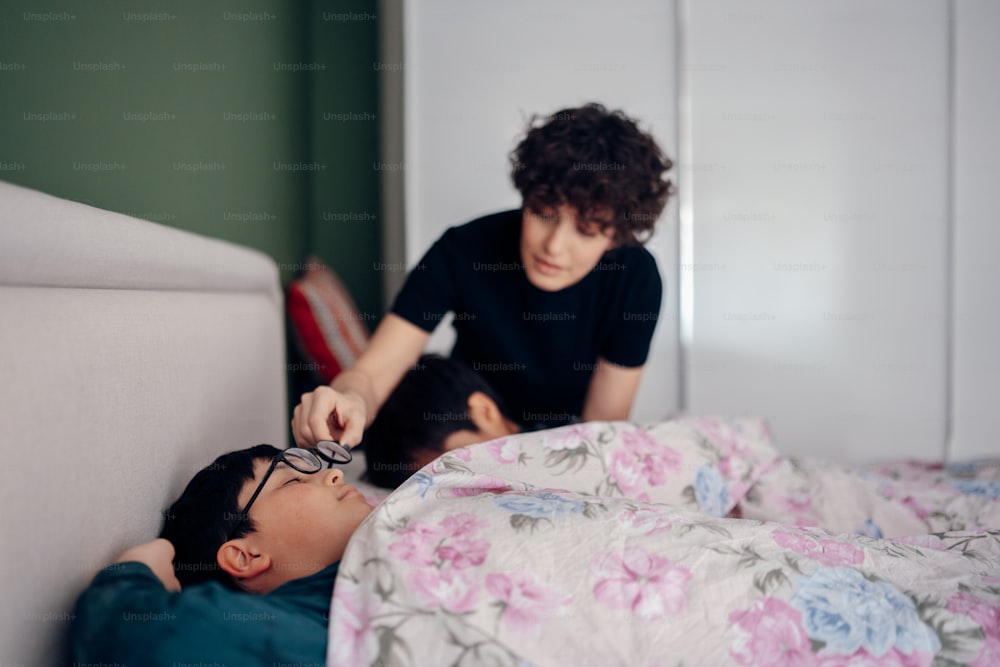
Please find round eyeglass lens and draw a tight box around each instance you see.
[316,440,352,463]
[283,448,324,472]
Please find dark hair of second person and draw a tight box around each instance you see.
[363,354,520,489]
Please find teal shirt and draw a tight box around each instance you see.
[72,560,338,666]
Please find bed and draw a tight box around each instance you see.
[332,419,1000,666]
[0,181,287,665]
[2,181,997,667]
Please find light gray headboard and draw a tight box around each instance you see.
[0,181,288,665]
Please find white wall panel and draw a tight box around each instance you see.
[398,1,996,461]
[685,0,950,460]
[402,0,681,420]
[952,0,1000,460]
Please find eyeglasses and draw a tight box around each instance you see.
[227,441,352,539]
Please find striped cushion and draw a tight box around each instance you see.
[286,257,369,383]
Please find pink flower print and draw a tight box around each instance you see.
[615,506,676,536]
[329,578,380,667]
[900,495,932,520]
[729,597,817,667]
[486,437,523,464]
[409,568,480,613]
[817,646,934,667]
[543,423,596,451]
[698,417,750,458]
[435,536,489,570]
[591,547,691,619]
[772,529,865,567]
[608,429,681,495]
[721,454,752,481]
[766,484,815,516]
[451,446,473,462]
[434,514,490,569]
[446,475,512,497]
[439,512,489,539]
[388,522,441,567]
[971,635,1000,667]
[947,591,1000,667]
[947,591,1000,633]
[388,513,490,569]
[721,455,756,506]
[485,571,573,636]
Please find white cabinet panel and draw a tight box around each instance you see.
[686,0,949,460]
[402,0,681,420]
[952,0,1000,460]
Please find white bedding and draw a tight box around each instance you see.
[328,418,1000,666]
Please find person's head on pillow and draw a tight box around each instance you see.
[363,354,521,489]
[160,444,372,594]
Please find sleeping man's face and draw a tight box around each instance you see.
[224,458,372,593]
[409,390,523,470]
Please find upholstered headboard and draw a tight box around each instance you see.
[0,181,288,665]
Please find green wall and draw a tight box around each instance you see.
[0,0,382,318]
[307,1,383,322]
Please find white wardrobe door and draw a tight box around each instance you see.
[685,0,949,460]
[402,0,681,420]
[952,0,1000,460]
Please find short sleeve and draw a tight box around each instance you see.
[600,250,663,367]
[390,230,460,333]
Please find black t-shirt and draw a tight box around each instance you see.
[391,209,662,429]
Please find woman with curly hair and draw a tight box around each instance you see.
[292,103,674,448]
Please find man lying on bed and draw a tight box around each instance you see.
[73,443,372,665]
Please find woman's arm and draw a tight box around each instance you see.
[292,313,430,447]
[580,358,646,422]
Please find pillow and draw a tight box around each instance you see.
[286,256,369,384]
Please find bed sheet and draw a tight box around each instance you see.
[328,418,1000,666]
[740,456,1000,538]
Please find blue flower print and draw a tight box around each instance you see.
[950,479,1000,498]
[411,471,434,499]
[493,492,585,518]
[790,567,940,657]
[693,465,729,517]
[857,518,884,539]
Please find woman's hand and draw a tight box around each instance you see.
[115,538,182,592]
[291,314,431,449]
[291,385,368,448]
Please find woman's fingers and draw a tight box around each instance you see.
[293,386,366,447]
[334,399,366,448]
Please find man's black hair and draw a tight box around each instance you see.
[160,444,280,589]
[362,354,512,489]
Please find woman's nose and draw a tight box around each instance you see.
[543,219,569,255]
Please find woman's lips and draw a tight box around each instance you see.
[534,256,562,275]
[338,485,359,501]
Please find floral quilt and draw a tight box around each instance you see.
[328,418,1000,666]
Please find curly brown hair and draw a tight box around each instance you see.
[510,103,674,245]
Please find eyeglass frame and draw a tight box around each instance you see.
[226,441,352,540]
